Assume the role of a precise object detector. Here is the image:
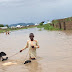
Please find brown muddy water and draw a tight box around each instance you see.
[0,28,72,72]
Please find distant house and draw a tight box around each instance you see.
[27,25,29,27]
[11,26,16,28]
[16,25,22,28]
[0,27,8,29]
[35,23,39,26]
[47,21,52,24]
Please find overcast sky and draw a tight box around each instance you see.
[0,0,72,24]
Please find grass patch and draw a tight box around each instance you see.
[37,24,60,31]
[38,28,42,31]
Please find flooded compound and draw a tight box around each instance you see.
[0,28,72,72]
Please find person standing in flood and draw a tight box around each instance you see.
[6,31,7,35]
[6,31,10,35]
[8,31,10,35]
[20,33,39,60]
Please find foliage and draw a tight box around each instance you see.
[6,25,9,28]
[52,20,59,24]
[37,23,60,30]
[38,28,42,31]
[39,23,43,26]
[39,21,44,26]
[0,26,36,33]
[0,24,4,27]
[66,18,72,22]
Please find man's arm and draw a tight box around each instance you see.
[20,41,28,52]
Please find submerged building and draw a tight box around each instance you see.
[52,17,72,30]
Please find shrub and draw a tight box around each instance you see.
[52,20,59,24]
[0,24,4,27]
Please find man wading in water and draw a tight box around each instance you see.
[20,33,39,60]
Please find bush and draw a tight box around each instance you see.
[39,23,43,26]
[39,21,44,26]
[0,24,4,27]
[6,25,9,28]
[37,23,60,30]
[43,24,54,30]
[52,20,59,24]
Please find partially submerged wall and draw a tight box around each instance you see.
[52,17,72,30]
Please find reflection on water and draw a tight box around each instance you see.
[0,28,72,72]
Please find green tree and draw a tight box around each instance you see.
[0,24,4,27]
[6,24,9,28]
[39,21,44,26]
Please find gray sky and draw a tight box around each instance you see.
[0,0,72,24]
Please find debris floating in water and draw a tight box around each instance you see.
[24,60,31,64]
[2,62,17,66]
[0,52,6,56]
[2,57,8,61]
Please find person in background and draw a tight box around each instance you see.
[6,31,10,35]
[20,33,39,60]
[6,31,7,35]
[8,31,10,35]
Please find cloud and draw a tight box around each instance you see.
[0,0,19,2]
[0,0,40,7]
[0,0,72,24]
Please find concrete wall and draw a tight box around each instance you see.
[52,17,72,30]
[65,21,72,30]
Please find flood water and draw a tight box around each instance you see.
[0,28,72,72]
